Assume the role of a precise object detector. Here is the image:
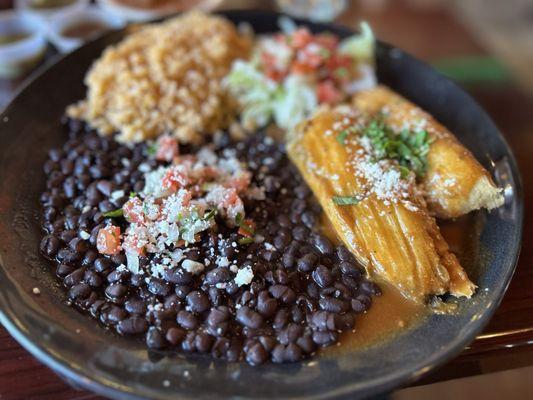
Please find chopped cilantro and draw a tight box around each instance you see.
[103,209,124,218]
[129,191,137,198]
[362,118,432,178]
[332,195,361,205]
[238,237,254,245]
[336,130,350,145]
[235,212,244,226]
[334,67,349,79]
[203,209,217,221]
[147,142,157,157]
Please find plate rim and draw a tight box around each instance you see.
[0,8,524,400]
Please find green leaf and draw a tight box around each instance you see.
[147,143,157,156]
[235,212,244,226]
[336,130,350,145]
[103,209,124,218]
[203,209,217,221]
[129,191,137,198]
[238,237,254,245]
[332,195,361,205]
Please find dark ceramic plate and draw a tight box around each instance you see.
[0,9,523,400]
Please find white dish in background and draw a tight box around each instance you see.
[0,11,47,79]
[96,0,223,22]
[15,0,89,21]
[46,7,125,53]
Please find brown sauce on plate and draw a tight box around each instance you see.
[317,213,480,353]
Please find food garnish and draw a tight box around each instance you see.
[225,19,376,131]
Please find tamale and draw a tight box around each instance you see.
[287,109,476,303]
[352,85,504,219]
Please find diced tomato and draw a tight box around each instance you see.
[314,33,339,51]
[290,61,315,75]
[162,166,189,192]
[298,46,324,68]
[317,80,344,104]
[291,28,313,49]
[123,197,144,224]
[326,53,353,73]
[261,51,286,82]
[122,233,145,256]
[224,172,251,193]
[155,135,179,162]
[96,225,121,255]
[238,219,256,237]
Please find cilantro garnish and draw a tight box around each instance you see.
[103,209,124,218]
[332,195,361,205]
[362,118,432,178]
[203,209,217,221]
[238,237,254,245]
[129,191,137,198]
[147,142,157,157]
[336,130,350,145]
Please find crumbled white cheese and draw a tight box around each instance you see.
[234,266,254,287]
[111,190,125,200]
[182,259,205,275]
[32,287,40,295]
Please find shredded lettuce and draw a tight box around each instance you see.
[224,60,317,130]
[339,22,375,64]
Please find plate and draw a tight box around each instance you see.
[0,10,523,400]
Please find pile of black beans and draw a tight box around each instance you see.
[39,118,380,365]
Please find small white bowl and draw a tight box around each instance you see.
[15,0,89,21]
[46,7,125,53]
[96,0,223,22]
[0,11,47,79]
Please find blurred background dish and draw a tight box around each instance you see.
[0,10,46,78]
[14,0,89,21]
[46,6,125,53]
[96,0,223,22]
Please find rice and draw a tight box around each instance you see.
[67,11,251,144]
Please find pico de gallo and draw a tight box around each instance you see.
[96,135,263,275]
[224,18,375,131]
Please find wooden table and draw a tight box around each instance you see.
[1,1,533,398]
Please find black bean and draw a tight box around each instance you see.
[69,237,89,253]
[297,253,317,272]
[166,327,186,345]
[56,263,74,277]
[204,268,231,285]
[68,283,91,300]
[105,283,127,299]
[312,234,333,255]
[40,235,60,258]
[278,323,304,345]
[94,257,112,272]
[361,281,382,296]
[257,291,277,317]
[284,343,303,362]
[186,291,210,313]
[107,306,128,324]
[312,330,338,346]
[301,211,316,228]
[195,333,214,353]
[148,279,171,297]
[146,327,166,349]
[351,294,371,313]
[177,310,198,330]
[273,308,289,330]
[246,342,268,366]
[312,265,332,288]
[125,299,147,314]
[319,297,349,313]
[84,270,103,287]
[339,261,361,278]
[236,306,264,329]
[82,250,98,266]
[118,317,148,335]
[64,267,85,287]
[163,269,192,285]
[269,285,296,304]
[96,180,113,196]
[296,336,316,354]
